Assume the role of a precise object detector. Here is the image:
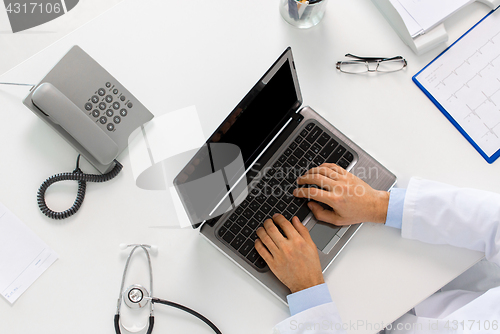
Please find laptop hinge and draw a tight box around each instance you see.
[293,112,304,123]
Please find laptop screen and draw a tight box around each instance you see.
[174,48,302,227]
[209,51,301,167]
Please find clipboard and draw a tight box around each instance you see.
[413,8,500,164]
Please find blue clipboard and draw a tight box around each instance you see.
[413,8,500,164]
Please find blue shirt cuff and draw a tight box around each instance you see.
[286,283,332,316]
[385,188,406,230]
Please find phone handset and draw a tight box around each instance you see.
[31,83,119,166]
[31,82,123,220]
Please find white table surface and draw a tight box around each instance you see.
[0,0,497,333]
[0,0,124,76]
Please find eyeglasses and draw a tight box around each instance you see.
[336,54,407,74]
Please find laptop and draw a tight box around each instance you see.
[174,47,397,303]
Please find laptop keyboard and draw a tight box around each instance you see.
[216,122,355,271]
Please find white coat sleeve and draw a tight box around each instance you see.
[402,178,500,267]
[272,302,347,334]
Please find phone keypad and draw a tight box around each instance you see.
[85,81,134,132]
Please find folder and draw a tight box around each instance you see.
[413,8,500,163]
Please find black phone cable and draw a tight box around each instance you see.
[37,155,123,220]
[151,298,222,334]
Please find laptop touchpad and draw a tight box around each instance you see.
[309,221,340,254]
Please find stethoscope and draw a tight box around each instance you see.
[115,244,222,334]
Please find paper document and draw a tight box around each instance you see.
[389,0,424,37]
[0,202,58,304]
[415,9,500,160]
[393,0,473,38]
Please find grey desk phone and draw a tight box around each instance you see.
[23,46,154,219]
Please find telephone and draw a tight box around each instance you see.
[23,46,154,219]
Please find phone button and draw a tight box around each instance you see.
[99,116,107,124]
[85,103,93,111]
[113,89,118,94]
[112,102,120,110]
[107,123,115,131]
[106,109,114,117]
[98,88,106,96]
[92,110,100,117]
[113,116,121,124]
[127,102,133,108]
[106,82,111,88]
[91,95,99,104]
[120,109,128,117]
[99,102,107,110]
[105,95,113,103]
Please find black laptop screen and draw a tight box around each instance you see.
[173,50,301,228]
[209,58,299,166]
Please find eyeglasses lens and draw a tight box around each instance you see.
[340,62,368,73]
[377,59,405,72]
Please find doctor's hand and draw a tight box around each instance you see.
[293,163,390,226]
[255,214,324,293]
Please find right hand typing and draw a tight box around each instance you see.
[293,163,390,226]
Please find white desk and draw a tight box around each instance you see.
[0,0,497,333]
[0,0,124,75]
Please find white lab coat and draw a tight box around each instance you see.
[273,178,500,334]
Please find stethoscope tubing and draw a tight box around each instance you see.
[151,298,222,334]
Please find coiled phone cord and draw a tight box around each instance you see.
[37,155,123,219]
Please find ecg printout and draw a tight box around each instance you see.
[415,9,500,159]
[0,202,58,304]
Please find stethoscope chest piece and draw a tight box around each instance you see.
[124,284,150,309]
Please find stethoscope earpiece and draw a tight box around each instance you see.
[149,245,158,256]
[119,244,158,256]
